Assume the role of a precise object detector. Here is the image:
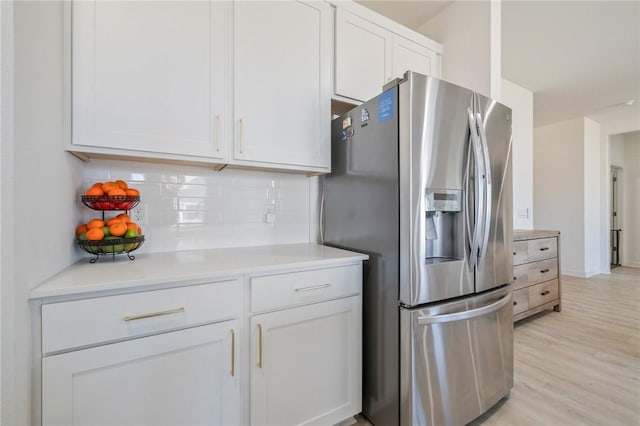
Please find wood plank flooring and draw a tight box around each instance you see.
[356,267,640,425]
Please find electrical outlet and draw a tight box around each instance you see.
[131,202,146,225]
[263,205,276,224]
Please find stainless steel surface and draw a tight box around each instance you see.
[474,93,513,293]
[400,286,514,426]
[399,74,474,306]
[324,71,513,426]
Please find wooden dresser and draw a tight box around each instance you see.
[512,230,562,322]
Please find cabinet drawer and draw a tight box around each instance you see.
[527,258,558,285]
[512,241,528,265]
[250,265,361,313]
[527,237,557,262]
[528,279,559,308]
[42,280,241,354]
[512,288,529,315]
[512,264,529,290]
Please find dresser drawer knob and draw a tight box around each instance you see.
[539,247,550,251]
[513,301,517,306]
[513,276,517,280]
[540,268,550,273]
[540,290,550,296]
[513,252,516,256]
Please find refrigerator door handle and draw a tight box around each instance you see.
[476,112,492,263]
[416,292,511,325]
[467,108,484,266]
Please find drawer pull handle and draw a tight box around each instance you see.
[230,329,235,377]
[540,268,550,273]
[513,301,517,306]
[539,247,550,251]
[123,307,184,322]
[257,323,263,369]
[513,252,516,256]
[513,276,517,281]
[216,114,221,152]
[540,290,550,296]
[294,283,331,293]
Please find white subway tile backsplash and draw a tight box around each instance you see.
[81,159,311,254]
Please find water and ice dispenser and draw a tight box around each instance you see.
[425,189,464,263]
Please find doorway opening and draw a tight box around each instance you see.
[610,166,622,268]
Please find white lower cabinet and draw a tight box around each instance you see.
[249,269,362,426]
[42,320,240,426]
[40,279,242,426]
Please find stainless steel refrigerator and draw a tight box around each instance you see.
[323,72,513,426]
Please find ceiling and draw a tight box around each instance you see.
[356,1,640,128]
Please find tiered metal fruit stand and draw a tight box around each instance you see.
[78,195,145,263]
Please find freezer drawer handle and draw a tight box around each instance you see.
[540,290,550,296]
[540,268,550,273]
[417,293,512,325]
[540,247,550,251]
[294,283,331,293]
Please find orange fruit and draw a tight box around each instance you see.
[87,218,106,229]
[101,181,118,193]
[108,188,127,197]
[109,221,127,237]
[126,222,138,231]
[91,182,103,189]
[125,188,140,197]
[76,224,88,236]
[106,217,124,226]
[115,180,128,190]
[86,228,105,241]
[85,186,104,196]
[116,213,131,223]
[137,226,143,235]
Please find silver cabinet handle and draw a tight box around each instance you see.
[216,114,221,152]
[230,329,235,377]
[294,283,331,293]
[257,323,263,368]
[417,293,511,325]
[123,307,184,322]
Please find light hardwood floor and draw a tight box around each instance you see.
[356,267,640,425]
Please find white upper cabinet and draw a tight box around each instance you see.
[232,1,331,173]
[70,1,231,163]
[334,8,392,103]
[333,3,442,103]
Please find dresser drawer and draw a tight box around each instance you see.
[512,241,529,265]
[527,258,558,285]
[528,279,559,308]
[512,264,529,290]
[512,288,529,315]
[527,237,557,262]
[250,264,361,313]
[42,279,241,354]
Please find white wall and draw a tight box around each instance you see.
[609,134,625,167]
[418,0,499,98]
[534,117,604,277]
[500,78,533,229]
[622,131,640,267]
[534,118,586,276]
[7,3,84,425]
[583,118,601,276]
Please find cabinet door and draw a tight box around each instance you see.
[233,1,331,172]
[251,296,362,426]
[335,7,392,102]
[392,34,441,80]
[42,320,240,426]
[72,1,230,160]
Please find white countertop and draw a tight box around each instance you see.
[30,244,368,300]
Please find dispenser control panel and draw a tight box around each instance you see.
[425,189,462,212]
